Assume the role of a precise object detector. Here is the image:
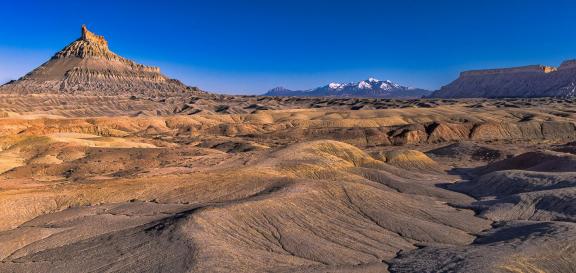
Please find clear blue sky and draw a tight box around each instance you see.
[1,0,575,94]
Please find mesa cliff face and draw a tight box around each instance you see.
[431,61,576,98]
[1,25,199,96]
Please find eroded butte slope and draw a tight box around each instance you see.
[0,103,574,272]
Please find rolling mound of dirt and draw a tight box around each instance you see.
[448,151,576,223]
[389,221,576,273]
[476,150,576,174]
[372,149,443,173]
[453,170,576,198]
[427,142,509,162]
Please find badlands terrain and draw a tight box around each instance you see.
[0,95,574,273]
[0,26,575,273]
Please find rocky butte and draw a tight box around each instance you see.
[431,61,576,98]
[0,25,200,96]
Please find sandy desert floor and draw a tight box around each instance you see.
[0,95,574,272]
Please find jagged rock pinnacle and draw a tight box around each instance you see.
[81,24,88,37]
[80,25,108,48]
[51,25,116,60]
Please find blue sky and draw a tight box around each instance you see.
[1,0,575,94]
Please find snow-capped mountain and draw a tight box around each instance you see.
[264,78,431,98]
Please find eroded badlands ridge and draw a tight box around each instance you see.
[0,102,574,147]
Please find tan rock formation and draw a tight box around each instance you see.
[0,25,200,96]
[80,24,107,48]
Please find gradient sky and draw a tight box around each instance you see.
[1,0,576,94]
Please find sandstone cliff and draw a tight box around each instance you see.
[0,25,201,96]
[431,61,576,98]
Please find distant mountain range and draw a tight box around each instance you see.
[264,78,431,98]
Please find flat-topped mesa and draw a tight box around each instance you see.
[460,65,557,77]
[559,59,576,70]
[431,59,576,98]
[81,24,108,49]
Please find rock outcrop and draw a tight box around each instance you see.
[0,25,201,96]
[431,61,576,98]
